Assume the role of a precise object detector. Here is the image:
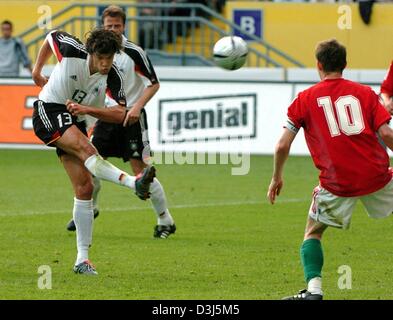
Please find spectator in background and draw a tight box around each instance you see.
[138,3,155,49]
[212,0,226,13]
[0,20,32,77]
[358,0,375,25]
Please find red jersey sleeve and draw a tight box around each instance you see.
[380,61,393,97]
[287,94,304,129]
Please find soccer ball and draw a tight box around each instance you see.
[213,36,248,70]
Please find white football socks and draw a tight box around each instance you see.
[150,178,174,226]
[158,209,174,226]
[73,198,93,265]
[308,277,323,295]
[84,155,135,189]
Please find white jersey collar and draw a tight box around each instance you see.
[121,34,128,46]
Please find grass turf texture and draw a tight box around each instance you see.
[1,149,393,299]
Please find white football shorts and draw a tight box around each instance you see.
[309,178,393,229]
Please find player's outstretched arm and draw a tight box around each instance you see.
[32,39,52,87]
[378,123,393,151]
[66,100,126,124]
[267,128,297,204]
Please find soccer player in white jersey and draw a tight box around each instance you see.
[66,6,176,239]
[32,29,156,275]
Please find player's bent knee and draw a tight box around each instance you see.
[304,233,323,241]
[304,227,326,241]
[75,181,94,200]
[78,141,98,161]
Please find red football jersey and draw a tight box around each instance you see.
[288,78,392,197]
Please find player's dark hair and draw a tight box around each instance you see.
[85,29,122,55]
[101,5,126,25]
[1,20,13,28]
[315,39,347,73]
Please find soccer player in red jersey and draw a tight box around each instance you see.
[267,39,393,300]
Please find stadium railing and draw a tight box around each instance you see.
[17,2,305,68]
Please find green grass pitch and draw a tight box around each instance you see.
[1,149,393,300]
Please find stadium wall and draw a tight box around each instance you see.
[226,2,393,69]
[0,67,385,156]
[1,1,69,35]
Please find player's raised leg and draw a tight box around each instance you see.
[55,125,155,199]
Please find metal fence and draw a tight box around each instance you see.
[18,2,305,68]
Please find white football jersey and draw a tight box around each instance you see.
[106,35,159,108]
[39,30,126,121]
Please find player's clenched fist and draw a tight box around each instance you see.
[66,99,87,116]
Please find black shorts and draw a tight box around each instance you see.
[32,100,87,157]
[92,108,151,162]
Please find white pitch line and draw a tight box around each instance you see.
[0,198,309,217]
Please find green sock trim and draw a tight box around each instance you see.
[300,238,323,283]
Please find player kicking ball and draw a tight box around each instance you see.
[65,5,176,239]
[32,28,156,275]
